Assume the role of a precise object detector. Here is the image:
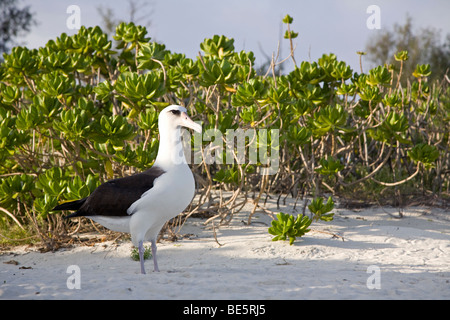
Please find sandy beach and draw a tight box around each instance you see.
[1,197,449,300]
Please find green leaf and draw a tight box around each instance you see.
[91,114,136,146]
[308,197,335,222]
[137,42,167,70]
[54,109,91,141]
[114,22,150,50]
[358,85,382,102]
[0,175,35,209]
[2,85,20,104]
[315,156,344,176]
[309,104,350,136]
[39,72,75,97]
[282,15,294,24]
[289,61,325,85]
[413,64,431,78]
[213,167,240,185]
[199,58,238,87]
[408,143,439,169]
[366,66,391,86]
[331,61,352,80]
[131,245,152,261]
[34,194,59,218]
[137,107,158,130]
[268,212,312,245]
[284,30,298,39]
[285,126,311,146]
[114,71,165,104]
[16,105,45,130]
[383,93,403,108]
[368,112,410,145]
[232,78,268,107]
[66,175,99,200]
[35,168,69,198]
[394,50,409,61]
[94,80,114,102]
[200,35,235,59]
[2,46,39,76]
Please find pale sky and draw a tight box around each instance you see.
[20,0,450,72]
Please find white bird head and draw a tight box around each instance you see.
[159,105,202,134]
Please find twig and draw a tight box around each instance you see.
[309,228,345,241]
[211,220,224,246]
[370,163,421,187]
[151,58,167,85]
[0,207,25,231]
[248,167,269,225]
[337,146,393,187]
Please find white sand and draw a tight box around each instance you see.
[1,197,449,300]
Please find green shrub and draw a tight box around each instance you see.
[0,15,448,247]
[130,245,152,261]
[268,212,312,245]
[308,197,335,222]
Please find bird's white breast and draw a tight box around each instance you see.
[128,164,195,244]
[129,165,194,215]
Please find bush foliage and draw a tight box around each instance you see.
[0,16,449,246]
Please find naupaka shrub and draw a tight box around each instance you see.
[0,16,448,247]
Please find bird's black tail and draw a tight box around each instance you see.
[53,198,86,211]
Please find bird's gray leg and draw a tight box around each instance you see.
[138,240,146,274]
[151,239,160,272]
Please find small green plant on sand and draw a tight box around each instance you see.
[308,196,335,222]
[269,197,334,245]
[268,212,312,245]
[130,245,152,261]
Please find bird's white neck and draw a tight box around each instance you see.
[153,125,188,170]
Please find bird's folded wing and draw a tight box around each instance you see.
[76,167,165,217]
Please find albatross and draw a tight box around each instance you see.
[53,105,202,274]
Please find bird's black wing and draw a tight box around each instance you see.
[53,198,86,211]
[54,166,165,218]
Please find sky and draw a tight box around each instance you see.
[19,0,450,72]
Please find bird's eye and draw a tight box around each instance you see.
[170,109,181,116]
